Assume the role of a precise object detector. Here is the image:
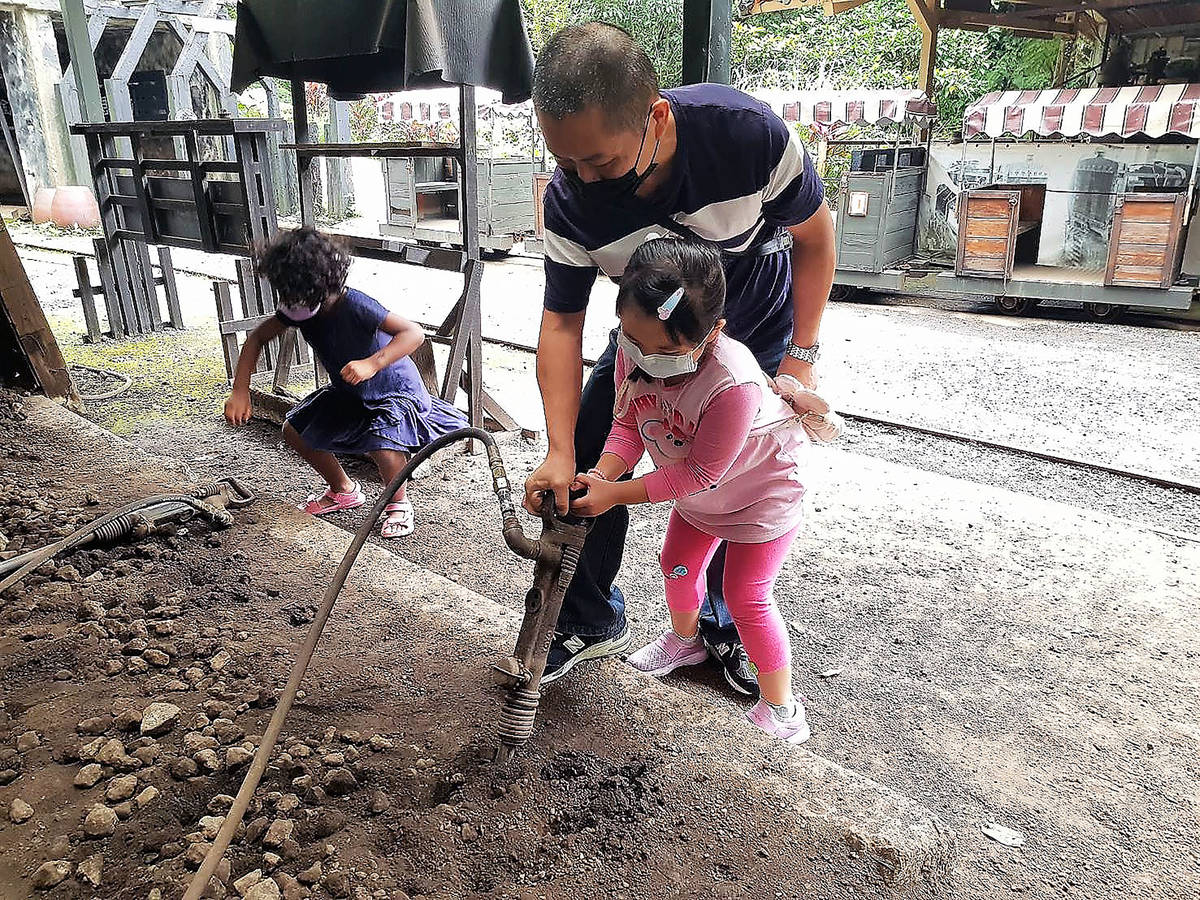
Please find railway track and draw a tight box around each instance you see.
[838,407,1200,497]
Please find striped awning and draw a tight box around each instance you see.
[963,84,1200,141]
[753,90,936,130]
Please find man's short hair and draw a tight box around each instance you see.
[532,22,660,134]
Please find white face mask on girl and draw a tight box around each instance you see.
[616,326,715,380]
[278,301,319,322]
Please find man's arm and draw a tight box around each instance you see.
[782,205,836,388]
[525,308,586,514]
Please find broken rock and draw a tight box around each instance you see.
[15,730,40,752]
[31,861,72,890]
[83,804,118,837]
[8,797,33,823]
[321,768,359,797]
[105,774,138,802]
[140,702,181,736]
[75,763,104,788]
[77,853,104,887]
[245,880,282,900]
[262,818,294,849]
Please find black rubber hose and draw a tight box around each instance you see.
[0,494,232,594]
[184,426,538,899]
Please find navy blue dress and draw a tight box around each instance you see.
[279,288,467,455]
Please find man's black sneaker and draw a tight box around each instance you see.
[540,626,632,686]
[704,637,760,697]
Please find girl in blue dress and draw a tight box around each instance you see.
[224,227,467,537]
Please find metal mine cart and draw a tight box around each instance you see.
[830,85,1200,321]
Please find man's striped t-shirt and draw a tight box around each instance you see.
[542,83,825,357]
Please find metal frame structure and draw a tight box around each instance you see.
[69,117,286,341]
[59,1,237,180]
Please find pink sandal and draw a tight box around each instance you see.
[300,482,365,516]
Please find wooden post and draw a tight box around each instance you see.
[73,255,102,342]
[905,0,939,97]
[0,218,79,405]
[158,246,183,329]
[291,79,315,226]
[213,280,240,378]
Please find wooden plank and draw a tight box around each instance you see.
[1117,200,1180,222]
[93,238,124,337]
[1117,221,1171,245]
[965,197,1014,218]
[961,255,1007,273]
[132,241,162,330]
[965,217,1015,239]
[964,237,1010,258]
[158,246,183,329]
[73,256,102,342]
[0,219,78,404]
[1112,265,1169,281]
[1115,247,1168,268]
[213,281,240,379]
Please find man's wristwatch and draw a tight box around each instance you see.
[785,340,820,365]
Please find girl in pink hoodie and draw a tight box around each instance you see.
[571,239,810,744]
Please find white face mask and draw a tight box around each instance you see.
[278,301,319,322]
[616,327,713,380]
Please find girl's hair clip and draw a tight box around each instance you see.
[657,287,684,321]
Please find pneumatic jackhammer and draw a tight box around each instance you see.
[491,494,592,763]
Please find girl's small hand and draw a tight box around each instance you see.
[341,358,380,385]
[224,389,252,426]
[570,471,618,517]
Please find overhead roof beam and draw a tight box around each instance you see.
[940,10,1078,37]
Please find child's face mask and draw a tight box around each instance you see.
[616,326,715,380]
[278,300,319,322]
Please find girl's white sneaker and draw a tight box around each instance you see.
[747,698,811,744]
[627,629,708,677]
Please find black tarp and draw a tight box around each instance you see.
[230,0,534,104]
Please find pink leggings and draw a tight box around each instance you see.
[661,511,799,675]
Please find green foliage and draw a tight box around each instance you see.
[521,0,1063,135]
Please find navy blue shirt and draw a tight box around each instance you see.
[542,84,825,357]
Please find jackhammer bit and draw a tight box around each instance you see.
[492,495,592,764]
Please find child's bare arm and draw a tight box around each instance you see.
[225,317,286,425]
[342,312,425,385]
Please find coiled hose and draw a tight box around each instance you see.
[0,494,233,595]
[184,427,540,900]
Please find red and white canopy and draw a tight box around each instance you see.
[963,84,1200,141]
[753,90,936,131]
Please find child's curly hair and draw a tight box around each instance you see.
[255,227,351,309]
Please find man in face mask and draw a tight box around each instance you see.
[525,22,836,693]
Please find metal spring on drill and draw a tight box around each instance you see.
[91,513,139,543]
[498,688,540,748]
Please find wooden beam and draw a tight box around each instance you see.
[905,0,939,97]
[940,10,1078,36]
[0,218,79,405]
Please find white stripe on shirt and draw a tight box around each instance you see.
[544,226,594,268]
[762,128,808,205]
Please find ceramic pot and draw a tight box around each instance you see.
[49,186,101,229]
[31,188,56,224]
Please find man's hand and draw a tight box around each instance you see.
[524,450,576,515]
[224,389,252,426]
[569,471,621,518]
[776,354,817,390]
[341,358,381,385]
